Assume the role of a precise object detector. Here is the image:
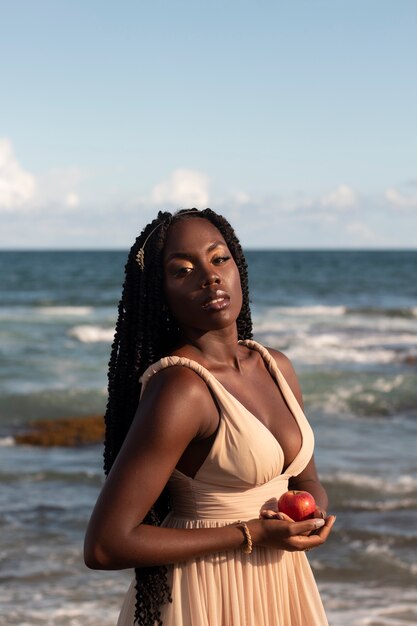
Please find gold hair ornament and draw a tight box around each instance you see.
[135,209,201,270]
[135,222,164,270]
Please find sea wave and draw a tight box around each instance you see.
[287,340,398,365]
[0,437,15,447]
[305,370,417,418]
[38,306,94,316]
[323,471,417,495]
[273,305,347,317]
[348,498,417,512]
[255,303,417,319]
[352,540,417,576]
[0,305,94,322]
[322,583,417,626]
[347,306,417,319]
[0,468,102,485]
[0,600,122,626]
[266,331,417,367]
[68,325,115,343]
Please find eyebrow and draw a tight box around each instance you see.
[165,240,226,262]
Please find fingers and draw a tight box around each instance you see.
[259,498,279,518]
[314,514,336,541]
[299,515,337,550]
[255,513,336,552]
[313,507,327,519]
[260,509,280,519]
[260,510,292,521]
[260,497,278,514]
[260,512,329,540]
[288,517,326,537]
[284,515,336,552]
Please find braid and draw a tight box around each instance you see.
[103,208,252,625]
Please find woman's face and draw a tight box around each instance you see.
[163,217,243,336]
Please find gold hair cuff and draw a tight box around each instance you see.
[135,209,200,270]
[136,222,163,270]
[236,521,253,554]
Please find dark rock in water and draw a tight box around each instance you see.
[15,415,104,447]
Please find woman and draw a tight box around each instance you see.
[84,208,336,626]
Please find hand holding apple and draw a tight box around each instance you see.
[277,490,317,522]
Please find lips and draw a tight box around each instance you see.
[201,289,230,311]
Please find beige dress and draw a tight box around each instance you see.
[117,340,329,626]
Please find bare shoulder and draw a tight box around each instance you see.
[141,363,215,410]
[138,363,217,440]
[265,346,304,408]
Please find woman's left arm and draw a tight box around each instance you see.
[268,347,329,518]
[288,456,328,518]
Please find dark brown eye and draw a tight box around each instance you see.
[213,256,230,265]
[174,266,193,277]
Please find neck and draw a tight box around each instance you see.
[179,326,244,371]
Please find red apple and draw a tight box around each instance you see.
[278,490,316,521]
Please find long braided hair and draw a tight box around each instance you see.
[103,208,253,625]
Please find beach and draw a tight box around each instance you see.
[1,249,417,625]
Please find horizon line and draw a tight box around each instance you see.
[0,246,416,253]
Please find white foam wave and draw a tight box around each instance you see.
[39,306,93,316]
[322,582,417,626]
[288,340,396,365]
[263,305,347,317]
[301,367,414,419]
[373,375,404,393]
[0,436,15,447]
[296,331,417,364]
[356,541,417,575]
[346,333,417,348]
[350,497,417,511]
[254,317,417,365]
[308,383,362,416]
[4,601,120,626]
[68,325,115,343]
[324,471,417,494]
[252,319,289,334]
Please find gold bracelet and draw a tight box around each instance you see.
[236,521,253,554]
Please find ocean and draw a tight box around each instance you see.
[1,249,416,626]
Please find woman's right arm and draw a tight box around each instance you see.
[84,367,335,570]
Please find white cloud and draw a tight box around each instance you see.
[320,184,357,210]
[65,192,80,208]
[280,195,314,213]
[346,221,376,241]
[0,138,36,211]
[150,169,209,207]
[1,148,415,248]
[231,190,251,205]
[35,167,84,211]
[265,185,358,215]
[385,187,417,209]
[0,139,84,214]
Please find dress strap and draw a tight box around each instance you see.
[239,339,304,420]
[240,339,315,476]
[239,339,279,375]
[139,355,218,399]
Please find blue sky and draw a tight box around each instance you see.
[1,0,416,248]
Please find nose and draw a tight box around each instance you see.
[201,267,221,288]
